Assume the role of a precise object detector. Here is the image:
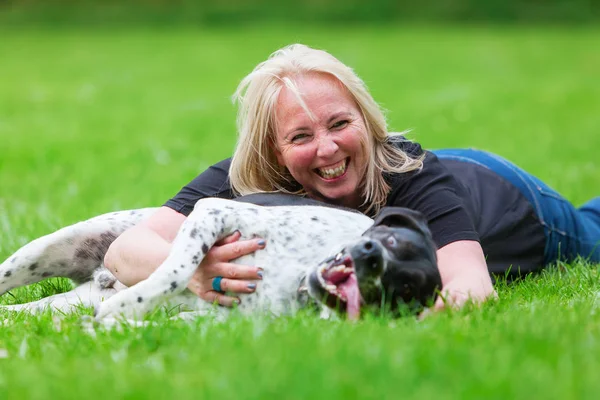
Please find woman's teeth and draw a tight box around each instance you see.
[318,160,347,179]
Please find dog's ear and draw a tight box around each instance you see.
[372,207,432,238]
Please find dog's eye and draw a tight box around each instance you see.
[387,236,397,247]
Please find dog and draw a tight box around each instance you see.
[0,194,441,321]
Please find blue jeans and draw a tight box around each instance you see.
[433,149,600,265]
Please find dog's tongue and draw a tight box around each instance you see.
[338,273,360,320]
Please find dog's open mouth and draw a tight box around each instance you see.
[317,253,361,319]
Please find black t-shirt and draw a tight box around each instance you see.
[164,139,545,276]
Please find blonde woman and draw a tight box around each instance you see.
[105,44,599,311]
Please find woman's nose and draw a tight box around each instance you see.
[316,134,339,158]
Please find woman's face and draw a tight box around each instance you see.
[273,73,368,208]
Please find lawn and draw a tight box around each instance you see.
[0,24,599,399]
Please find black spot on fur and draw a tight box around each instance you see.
[29,263,38,271]
[120,303,125,307]
[208,209,222,216]
[4,271,11,277]
[180,264,185,269]
[201,244,209,255]
[285,236,293,242]
[42,272,52,278]
[311,216,319,222]
[170,281,178,291]
[137,297,143,303]
[74,232,118,263]
[190,228,199,239]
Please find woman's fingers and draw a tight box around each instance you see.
[215,263,263,281]
[217,278,257,294]
[209,238,266,261]
[186,279,239,306]
[202,290,241,308]
[214,231,241,246]
[431,281,498,311]
[186,236,266,307]
[189,265,261,292]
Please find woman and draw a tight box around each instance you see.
[104,44,599,311]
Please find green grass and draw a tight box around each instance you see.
[0,25,599,399]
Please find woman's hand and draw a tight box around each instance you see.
[186,231,265,307]
[432,240,497,311]
[433,271,497,310]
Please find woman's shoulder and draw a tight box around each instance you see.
[385,134,425,157]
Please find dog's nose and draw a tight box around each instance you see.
[357,240,383,269]
[360,240,377,256]
[351,239,384,282]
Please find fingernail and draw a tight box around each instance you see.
[247,283,257,290]
[233,299,241,306]
[257,269,263,279]
[257,239,266,247]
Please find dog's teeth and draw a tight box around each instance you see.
[326,284,337,293]
[334,252,343,261]
[317,270,327,287]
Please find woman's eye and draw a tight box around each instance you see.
[331,120,349,130]
[387,236,397,247]
[291,133,310,143]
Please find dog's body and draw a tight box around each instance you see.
[0,194,441,321]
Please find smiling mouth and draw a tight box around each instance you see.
[315,158,349,180]
[317,252,361,319]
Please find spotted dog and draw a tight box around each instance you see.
[0,194,441,321]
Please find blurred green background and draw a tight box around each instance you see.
[1,0,599,26]
[1,1,598,228]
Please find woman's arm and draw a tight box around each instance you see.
[104,207,184,286]
[104,206,264,307]
[434,240,497,310]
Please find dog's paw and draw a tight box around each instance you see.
[93,268,118,290]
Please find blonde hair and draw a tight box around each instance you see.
[230,44,423,215]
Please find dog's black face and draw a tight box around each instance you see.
[307,207,441,319]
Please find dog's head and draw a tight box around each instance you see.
[307,207,441,319]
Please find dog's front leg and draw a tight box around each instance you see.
[94,200,244,321]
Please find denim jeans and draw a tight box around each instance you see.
[433,149,600,265]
